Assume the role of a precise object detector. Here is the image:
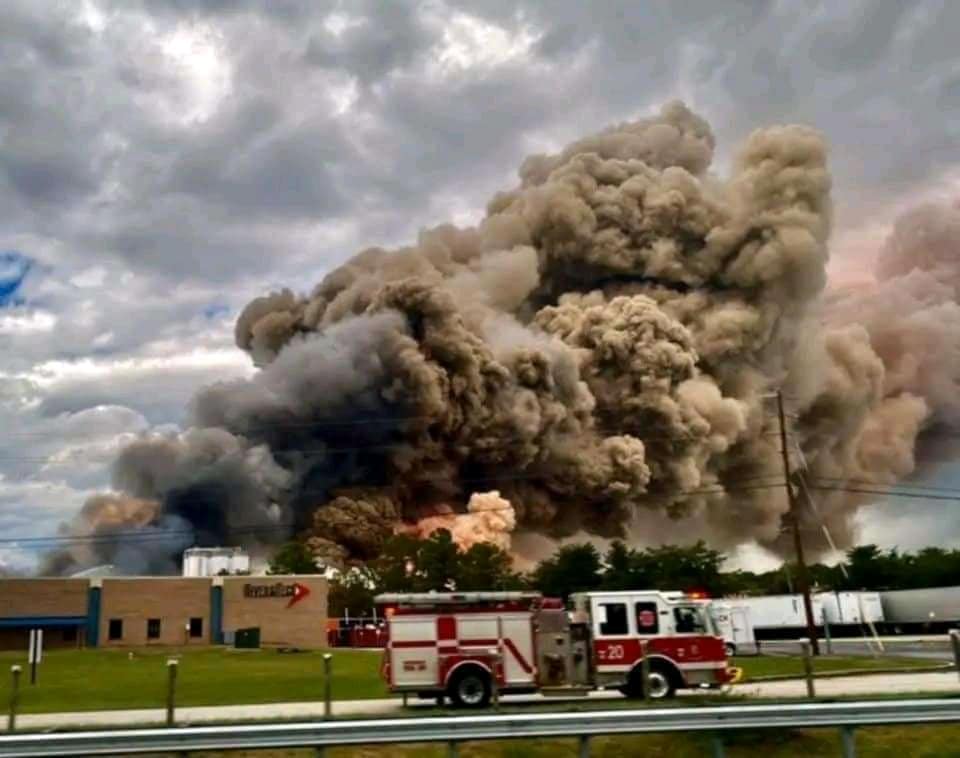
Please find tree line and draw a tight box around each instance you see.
[268,534,960,618]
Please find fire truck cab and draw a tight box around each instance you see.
[575,590,728,697]
[376,589,730,708]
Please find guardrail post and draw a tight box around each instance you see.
[640,639,651,703]
[165,659,178,727]
[800,639,815,699]
[448,739,459,757]
[711,735,726,757]
[167,658,179,726]
[323,654,333,719]
[7,665,21,732]
[578,735,590,757]
[950,630,960,681]
[840,726,856,758]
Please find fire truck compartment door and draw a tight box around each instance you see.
[499,614,536,685]
[458,613,535,685]
[389,615,438,687]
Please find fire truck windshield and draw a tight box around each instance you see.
[672,605,708,634]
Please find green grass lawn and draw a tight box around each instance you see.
[0,647,940,715]
[0,647,388,714]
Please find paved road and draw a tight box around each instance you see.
[13,670,960,732]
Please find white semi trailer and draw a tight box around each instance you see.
[719,591,888,642]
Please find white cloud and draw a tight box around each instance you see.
[157,23,233,125]
[428,10,541,75]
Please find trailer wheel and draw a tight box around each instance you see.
[448,667,492,708]
[724,642,736,657]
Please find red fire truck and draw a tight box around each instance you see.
[375,589,731,708]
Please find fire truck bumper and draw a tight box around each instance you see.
[694,666,738,690]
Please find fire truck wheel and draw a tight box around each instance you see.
[447,667,492,708]
[621,664,677,700]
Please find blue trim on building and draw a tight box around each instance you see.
[210,585,224,644]
[87,586,101,647]
[0,616,87,628]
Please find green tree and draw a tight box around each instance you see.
[416,530,460,591]
[267,541,321,574]
[371,534,421,593]
[328,566,380,618]
[644,541,726,593]
[845,544,897,590]
[531,543,602,600]
[600,541,637,590]
[456,542,524,591]
[371,531,466,593]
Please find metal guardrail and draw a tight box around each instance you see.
[1,698,959,757]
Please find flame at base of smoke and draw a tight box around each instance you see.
[400,490,517,552]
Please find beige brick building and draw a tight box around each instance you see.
[99,578,212,647]
[0,575,328,650]
[0,579,89,649]
[222,576,328,648]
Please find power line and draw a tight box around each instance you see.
[0,428,789,464]
[809,484,960,502]
[808,476,960,496]
[0,481,790,549]
[789,440,850,581]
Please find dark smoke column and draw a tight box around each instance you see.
[54,101,942,574]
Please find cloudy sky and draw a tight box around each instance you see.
[2,0,959,572]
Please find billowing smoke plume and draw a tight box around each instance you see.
[400,491,517,552]
[48,102,960,574]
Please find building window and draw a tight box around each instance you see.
[62,626,78,643]
[189,617,203,638]
[108,619,123,641]
[598,602,628,636]
[147,618,161,640]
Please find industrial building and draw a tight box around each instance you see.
[0,575,328,651]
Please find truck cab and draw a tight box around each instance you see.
[573,590,730,697]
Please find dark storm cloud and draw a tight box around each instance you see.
[2,0,960,570]
[4,0,958,285]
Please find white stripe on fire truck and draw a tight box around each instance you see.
[596,660,727,672]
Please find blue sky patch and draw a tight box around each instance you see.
[0,251,34,307]
[203,302,230,319]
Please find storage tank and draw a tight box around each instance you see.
[182,547,250,577]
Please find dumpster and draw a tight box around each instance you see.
[234,627,261,649]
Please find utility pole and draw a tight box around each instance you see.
[776,390,820,655]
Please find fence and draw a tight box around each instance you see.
[1,698,960,757]
[326,617,388,648]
